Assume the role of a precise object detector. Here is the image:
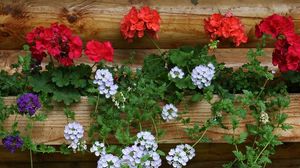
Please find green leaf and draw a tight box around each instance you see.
[237,132,248,144]
[156,149,166,156]
[28,73,54,93]
[224,135,234,144]
[169,49,193,67]
[52,88,81,105]
[233,150,245,161]
[59,144,72,155]
[64,108,75,120]
[51,70,70,87]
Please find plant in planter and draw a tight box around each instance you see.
[0,6,298,168]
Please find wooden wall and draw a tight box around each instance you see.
[1,0,300,167]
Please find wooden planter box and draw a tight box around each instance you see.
[1,0,300,167]
[2,94,300,145]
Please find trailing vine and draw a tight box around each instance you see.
[0,7,299,168]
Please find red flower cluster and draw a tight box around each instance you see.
[204,13,248,46]
[120,6,161,42]
[85,40,114,63]
[256,14,300,72]
[26,23,83,66]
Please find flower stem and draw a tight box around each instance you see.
[257,79,268,98]
[94,93,100,114]
[91,62,97,70]
[30,149,33,168]
[151,117,158,140]
[254,139,271,163]
[146,33,162,55]
[192,129,208,148]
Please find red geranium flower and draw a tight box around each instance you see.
[85,40,114,63]
[120,6,161,42]
[26,23,83,66]
[256,14,300,72]
[204,12,248,46]
[255,14,295,39]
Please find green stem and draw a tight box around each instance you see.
[254,139,271,163]
[94,93,100,114]
[151,117,158,140]
[139,122,143,131]
[146,33,162,55]
[192,129,208,148]
[257,79,268,98]
[30,149,33,168]
[91,62,97,70]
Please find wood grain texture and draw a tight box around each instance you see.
[1,143,300,167]
[2,94,300,145]
[0,0,299,49]
[0,48,276,74]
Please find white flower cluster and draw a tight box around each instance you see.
[260,111,269,124]
[95,131,161,168]
[97,154,121,168]
[94,69,118,98]
[161,104,178,122]
[64,122,86,152]
[121,131,161,168]
[90,141,106,157]
[166,144,195,168]
[169,66,185,79]
[135,131,158,151]
[191,63,215,89]
[112,92,126,109]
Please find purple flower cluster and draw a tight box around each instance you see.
[17,93,41,116]
[2,135,23,153]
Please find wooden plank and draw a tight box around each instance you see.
[0,0,299,49]
[0,48,276,74]
[2,94,300,145]
[1,143,300,167]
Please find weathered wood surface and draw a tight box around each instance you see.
[2,94,300,145]
[0,0,299,49]
[1,143,300,168]
[0,48,276,74]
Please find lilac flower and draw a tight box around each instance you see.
[169,66,185,79]
[17,93,41,116]
[90,141,106,156]
[161,104,178,122]
[64,122,84,143]
[191,63,215,89]
[135,131,158,151]
[94,69,118,98]
[120,145,162,168]
[2,135,23,153]
[166,144,195,168]
[97,154,120,168]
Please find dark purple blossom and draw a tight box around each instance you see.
[17,93,41,116]
[2,135,24,153]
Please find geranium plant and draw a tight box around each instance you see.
[0,8,298,168]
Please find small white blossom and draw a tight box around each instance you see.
[169,66,185,79]
[90,141,106,157]
[64,122,84,144]
[97,154,120,168]
[135,131,158,151]
[120,145,144,167]
[68,140,87,153]
[260,111,269,124]
[94,69,118,98]
[120,145,162,168]
[161,104,178,121]
[143,151,162,168]
[191,63,215,89]
[166,144,195,168]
